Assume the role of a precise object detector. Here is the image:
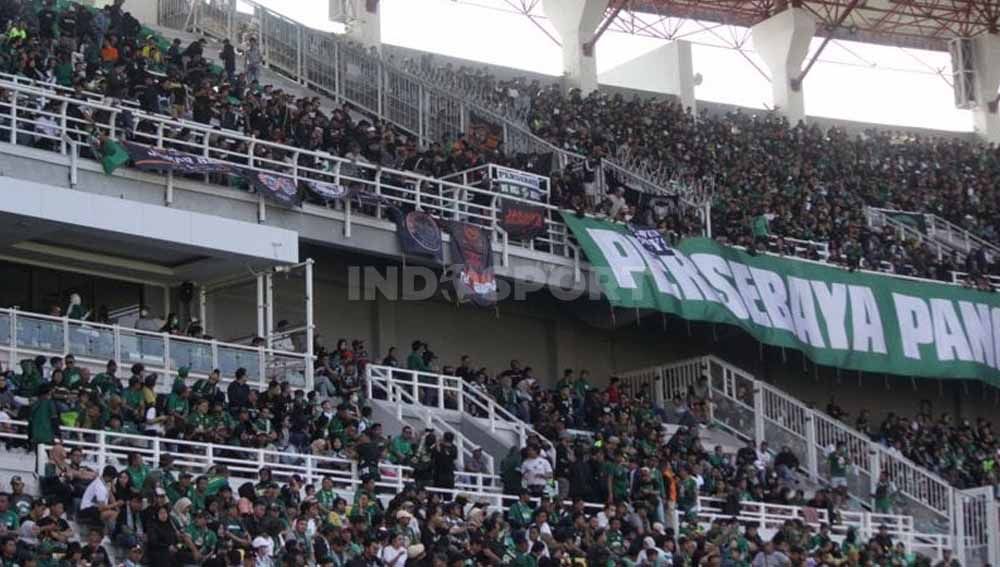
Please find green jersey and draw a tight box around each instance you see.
[186,524,218,555]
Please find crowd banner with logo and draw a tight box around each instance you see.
[123,142,240,175]
[446,222,498,307]
[396,211,443,263]
[248,170,302,207]
[494,166,548,239]
[304,179,349,204]
[563,213,1000,385]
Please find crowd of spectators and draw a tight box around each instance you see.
[381,52,1000,282]
[0,333,958,567]
[824,398,1000,492]
[5,0,994,284]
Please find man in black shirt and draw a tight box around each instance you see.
[432,432,458,490]
[37,1,57,39]
[347,538,381,567]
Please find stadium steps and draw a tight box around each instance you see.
[146,24,351,118]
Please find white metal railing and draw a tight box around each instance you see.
[167,0,712,217]
[375,376,497,479]
[0,419,496,496]
[8,417,940,556]
[0,307,309,391]
[620,355,993,565]
[366,365,556,459]
[766,234,831,260]
[4,75,994,292]
[698,496,949,560]
[0,78,581,271]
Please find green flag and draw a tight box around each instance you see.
[100,139,130,175]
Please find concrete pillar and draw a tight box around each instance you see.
[598,40,697,112]
[340,0,381,50]
[751,7,816,123]
[542,0,609,94]
[972,33,1000,144]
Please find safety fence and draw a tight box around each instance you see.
[620,355,998,566]
[0,307,309,391]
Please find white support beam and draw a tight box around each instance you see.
[542,0,610,94]
[751,7,816,123]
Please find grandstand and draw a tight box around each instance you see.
[0,0,998,566]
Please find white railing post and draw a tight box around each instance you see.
[805,411,818,481]
[869,446,881,500]
[62,317,69,356]
[97,431,107,469]
[752,384,765,444]
[163,334,171,375]
[9,93,17,144]
[8,309,16,372]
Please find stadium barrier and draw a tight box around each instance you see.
[0,421,951,559]
[0,418,949,558]
[0,419,498,495]
[619,355,998,566]
[698,496,950,560]
[0,307,310,391]
[2,78,990,291]
[165,0,709,221]
[0,78,582,276]
[367,364,556,460]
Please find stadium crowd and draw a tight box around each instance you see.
[3,0,986,283]
[0,339,953,567]
[388,54,1000,282]
[827,399,1000,492]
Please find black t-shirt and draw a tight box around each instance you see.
[37,9,57,34]
[432,444,457,478]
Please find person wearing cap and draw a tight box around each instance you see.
[8,476,32,519]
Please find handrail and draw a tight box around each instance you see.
[698,495,948,560]
[0,419,496,495]
[871,207,1000,259]
[0,306,309,390]
[172,0,713,212]
[4,75,994,291]
[375,376,498,488]
[620,355,956,527]
[366,364,556,458]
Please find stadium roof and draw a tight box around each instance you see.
[612,0,1000,50]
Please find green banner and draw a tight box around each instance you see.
[563,214,1000,385]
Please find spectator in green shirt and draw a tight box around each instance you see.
[406,341,428,372]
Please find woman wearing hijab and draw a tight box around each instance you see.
[146,504,179,567]
[171,497,193,532]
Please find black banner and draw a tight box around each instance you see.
[248,171,302,208]
[304,179,349,203]
[446,222,497,307]
[123,142,240,175]
[494,170,547,240]
[396,211,443,263]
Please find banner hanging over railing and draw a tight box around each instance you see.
[563,214,1000,385]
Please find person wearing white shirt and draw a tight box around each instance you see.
[79,466,120,527]
[381,533,408,567]
[637,537,671,566]
[519,446,552,496]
